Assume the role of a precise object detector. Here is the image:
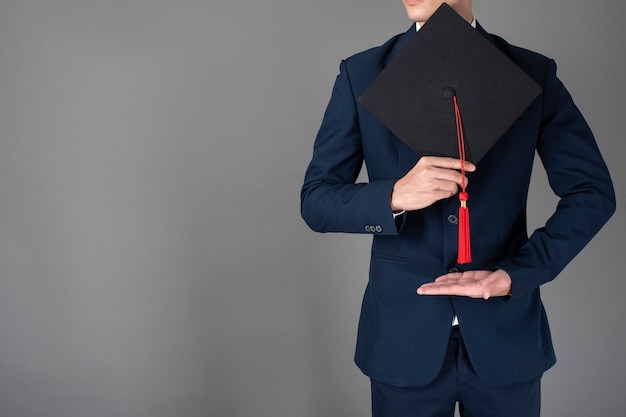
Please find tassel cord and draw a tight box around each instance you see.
[453,96,472,264]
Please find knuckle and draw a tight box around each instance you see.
[419,156,432,166]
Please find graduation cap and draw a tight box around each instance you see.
[358,3,542,264]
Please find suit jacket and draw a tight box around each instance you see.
[300,23,615,387]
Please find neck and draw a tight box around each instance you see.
[452,0,474,25]
[417,3,474,26]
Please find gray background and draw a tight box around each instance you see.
[0,1,624,416]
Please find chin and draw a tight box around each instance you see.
[403,3,437,23]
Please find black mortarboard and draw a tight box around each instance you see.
[359,4,542,264]
[358,3,542,165]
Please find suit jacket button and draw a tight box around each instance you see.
[449,267,460,273]
[447,214,458,225]
[375,225,383,233]
[365,225,371,232]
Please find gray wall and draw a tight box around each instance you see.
[0,1,623,416]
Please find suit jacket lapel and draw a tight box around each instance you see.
[385,24,417,66]
[476,22,496,45]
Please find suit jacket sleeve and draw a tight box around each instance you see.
[498,59,616,298]
[301,60,402,235]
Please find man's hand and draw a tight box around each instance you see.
[416,269,512,300]
[391,156,476,212]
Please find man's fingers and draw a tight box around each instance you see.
[424,166,471,189]
[434,271,479,282]
[434,272,464,281]
[418,271,489,297]
[423,156,476,172]
[391,156,475,212]
[417,283,465,295]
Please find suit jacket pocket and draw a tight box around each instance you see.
[371,250,410,265]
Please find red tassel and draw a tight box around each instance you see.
[457,191,471,264]
[453,96,471,264]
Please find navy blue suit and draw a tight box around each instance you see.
[301,24,615,387]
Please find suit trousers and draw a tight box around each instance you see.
[370,326,541,417]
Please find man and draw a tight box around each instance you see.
[300,1,615,416]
